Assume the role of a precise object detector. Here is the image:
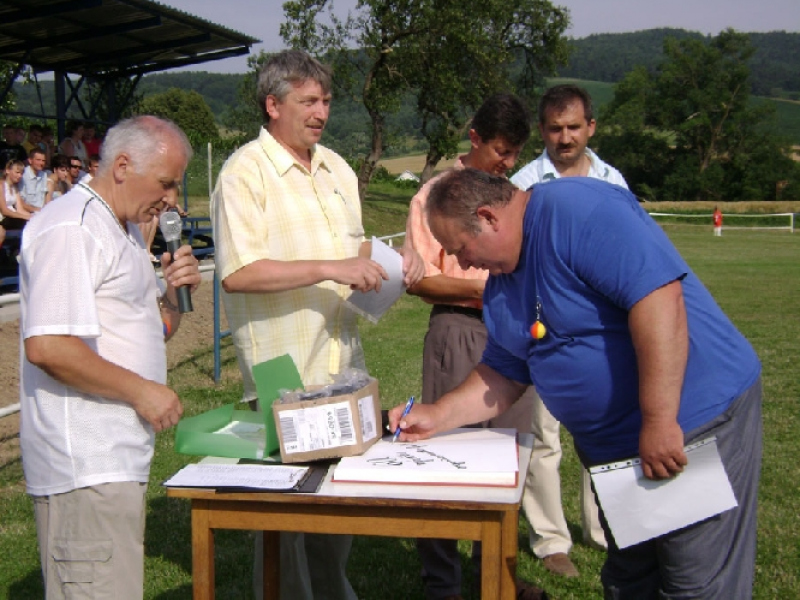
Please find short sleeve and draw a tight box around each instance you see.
[570,192,687,310]
[23,223,104,339]
[211,157,269,280]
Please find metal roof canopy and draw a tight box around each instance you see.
[0,0,259,134]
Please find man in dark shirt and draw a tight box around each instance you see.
[0,123,28,165]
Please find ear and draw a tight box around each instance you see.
[468,129,481,150]
[587,119,597,138]
[112,153,130,183]
[265,95,281,121]
[475,205,500,230]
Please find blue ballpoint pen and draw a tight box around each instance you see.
[392,396,415,443]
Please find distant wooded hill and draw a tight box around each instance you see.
[10,29,800,143]
[560,28,800,99]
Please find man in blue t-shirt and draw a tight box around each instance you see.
[390,169,762,599]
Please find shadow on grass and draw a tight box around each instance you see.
[146,496,193,574]
[144,497,447,600]
[8,568,43,598]
[153,584,193,600]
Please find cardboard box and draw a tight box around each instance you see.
[174,354,302,460]
[273,378,382,464]
[174,354,382,463]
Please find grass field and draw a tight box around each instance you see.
[1,187,798,599]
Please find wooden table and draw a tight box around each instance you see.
[167,433,533,600]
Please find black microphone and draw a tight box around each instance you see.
[158,211,193,314]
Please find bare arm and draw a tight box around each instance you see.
[388,363,526,441]
[629,279,689,480]
[222,240,389,294]
[24,335,182,432]
[44,177,56,205]
[0,187,30,220]
[407,274,484,304]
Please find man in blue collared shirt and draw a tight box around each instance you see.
[21,148,48,211]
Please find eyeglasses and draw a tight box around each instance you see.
[70,165,81,169]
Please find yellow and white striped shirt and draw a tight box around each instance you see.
[211,128,365,400]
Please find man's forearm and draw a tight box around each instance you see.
[24,335,150,405]
[407,274,484,304]
[434,364,526,432]
[221,258,332,293]
[629,280,690,478]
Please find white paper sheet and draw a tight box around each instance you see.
[344,236,405,323]
[163,463,309,490]
[333,427,519,486]
[589,437,737,548]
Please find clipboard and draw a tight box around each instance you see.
[219,461,330,494]
[162,462,330,494]
[588,436,737,548]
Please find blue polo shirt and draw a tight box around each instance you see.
[481,178,760,463]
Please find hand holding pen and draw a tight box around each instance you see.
[392,396,415,443]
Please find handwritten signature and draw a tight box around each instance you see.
[366,444,467,469]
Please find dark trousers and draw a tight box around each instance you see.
[600,378,762,600]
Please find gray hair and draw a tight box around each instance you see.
[98,115,192,176]
[256,50,332,123]
[427,169,516,234]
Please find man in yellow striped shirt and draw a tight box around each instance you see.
[211,50,423,600]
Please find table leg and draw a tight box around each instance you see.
[191,500,215,600]
[481,516,502,600]
[500,508,519,600]
[262,530,280,600]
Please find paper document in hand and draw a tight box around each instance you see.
[589,437,737,549]
[344,236,405,323]
[332,427,519,487]
[163,463,309,491]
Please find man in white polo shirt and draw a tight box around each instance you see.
[510,84,629,577]
[20,115,201,600]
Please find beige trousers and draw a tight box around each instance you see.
[33,481,147,600]
[521,395,607,557]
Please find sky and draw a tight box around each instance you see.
[162,0,800,74]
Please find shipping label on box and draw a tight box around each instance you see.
[274,379,381,463]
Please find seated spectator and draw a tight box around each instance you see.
[0,123,28,165]
[21,148,48,212]
[45,155,72,203]
[80,154,100,183]
[0,159,32,247]
[40,126,55,165]
[58,120,87,164]
[22,125,43,155]
[68,156,84,184]
[82,122,102,157]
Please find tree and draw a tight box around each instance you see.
[596,29,800,201]
[282,0,570,197]
[82,76,144,127]
[138,88,218,144]
[222,52,270,142]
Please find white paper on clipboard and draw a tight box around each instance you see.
[589,437,737,549]
[344,236,405,323]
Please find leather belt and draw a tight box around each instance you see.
[431,304,483,321]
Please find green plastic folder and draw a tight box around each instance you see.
[175,354,304,460]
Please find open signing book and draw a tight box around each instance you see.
[332,427,519,487]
